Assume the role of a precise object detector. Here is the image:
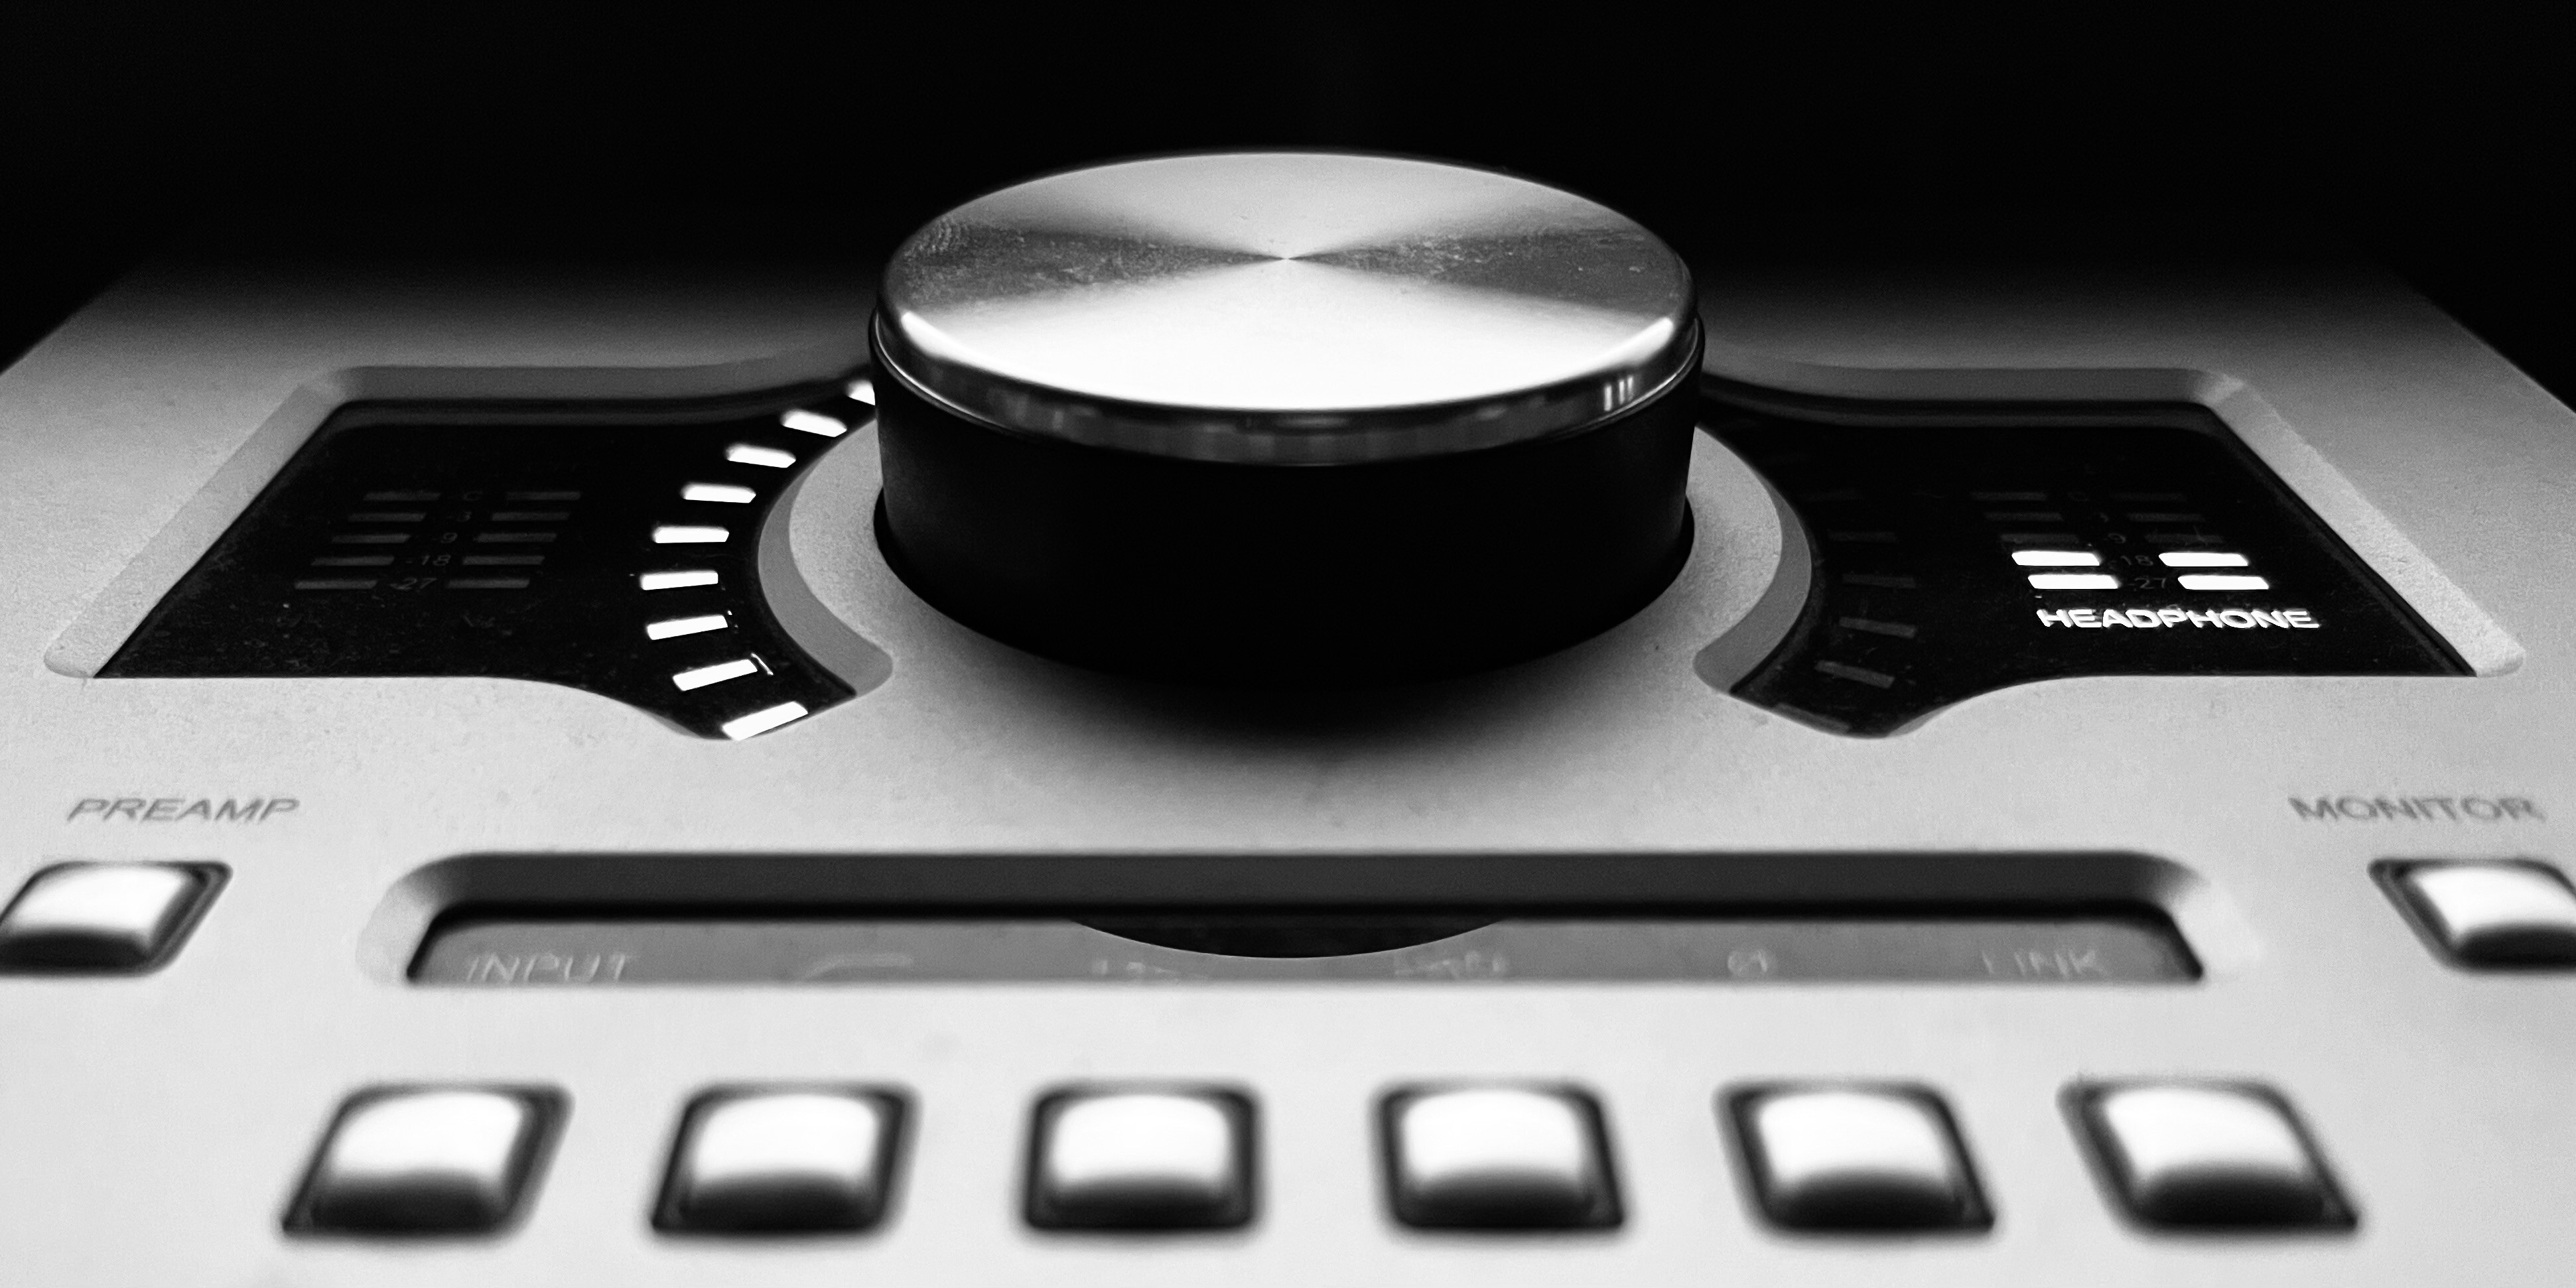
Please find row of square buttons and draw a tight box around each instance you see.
[285,1078,2350,1238]
[8,859,2571,975]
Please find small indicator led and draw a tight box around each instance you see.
[2159,552,2250,568]
[653,525,730,545]
[1814,659,1897,688]
[2180,574,2271,591]
[681,483,757,504]
[639,570,720,591]
[2012,550,2102,567]
[645,614,729,641]
[2029,573,2119,590]
[1836,616,1918,639]
[671,658,760,691]
[722,700,810,740]
[726,444,797,468]
[782,409,848,438]
[847,377,877,405]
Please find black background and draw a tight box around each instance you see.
[3,7,2568,401]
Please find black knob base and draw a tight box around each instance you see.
[872,369,1699,687]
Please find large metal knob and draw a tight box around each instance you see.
[870,151,1701,684]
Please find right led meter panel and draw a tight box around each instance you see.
[1706,381,2467,735]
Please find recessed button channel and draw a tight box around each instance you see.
[1729,1084,1989,1231]
[2388,860,2576,966]
[657,1087,906,1233]
[286,1086,563,1235]
[0,862,220,972]
[2070,1082,2352,1230]
[1026,1087,1254,1230]
[1382,1084,1620,1230]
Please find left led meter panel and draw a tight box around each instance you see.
[100,383,872,738]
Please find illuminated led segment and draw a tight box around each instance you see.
[2180,574,2270,592]
[653,525,730,545]
[2160,552,2250,568]
[1837,616,1917,639]
[681,483,757,504]
[726,444,797,468]
[639,570,720,591]
[781,409,848,438]
[646,614,729,641]
[671,658,759,691]
[2028,573,2118,590]
[2011,550,2101,567]
[722,700,810,740]
[847,377,877,405]
[1815,659,1895,688]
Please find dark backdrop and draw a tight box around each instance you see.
[4,7,2568,400]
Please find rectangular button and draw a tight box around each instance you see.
[2390,860,2576,965]
[287,1086,563,1234]
[2072,1082,2352,1229]
[1027,1086,1253,1229]
[657,1087,906,1232]
[0,862,219,972]
[1729,1084,1988,1230]
[1383,1084,1619,1229]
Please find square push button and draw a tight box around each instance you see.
[2386,860,2576,966]
[1383,1084,1619,1230]
[2072,1082,2352,1230]
[1728,1084,1990,1231]
[0,862,220,972]
[1026,1086,1254,1230]
[287,1086,563,1235]
[657,1087,906,1233]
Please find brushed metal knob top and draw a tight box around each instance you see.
[876,152,1698,464]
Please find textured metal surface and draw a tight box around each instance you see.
[876,153,1698,462]
[2,238,2574,1286]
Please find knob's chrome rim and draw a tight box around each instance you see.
[876,152,1699,464]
